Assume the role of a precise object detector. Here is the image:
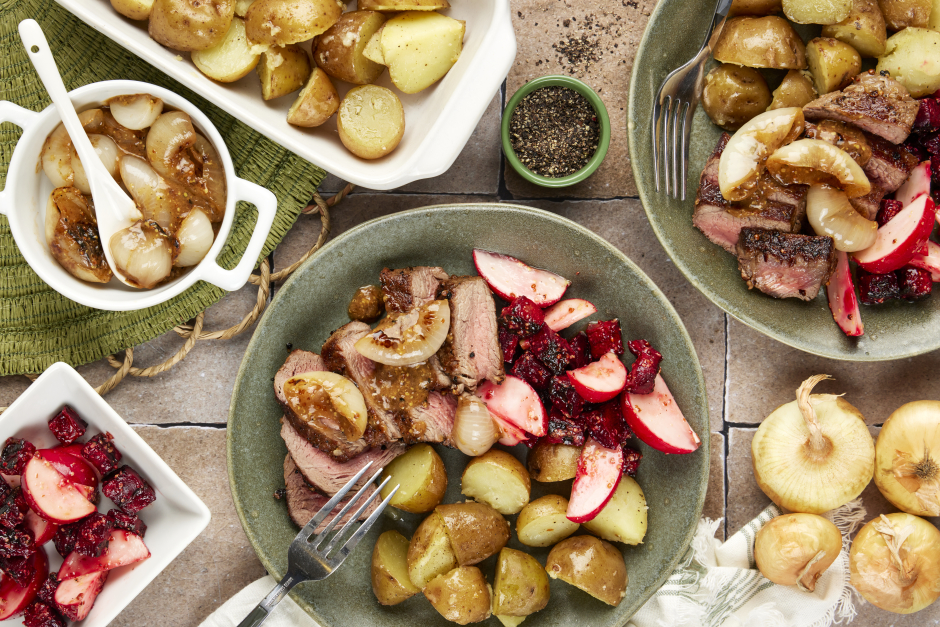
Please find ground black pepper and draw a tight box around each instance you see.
[510,86,600,178]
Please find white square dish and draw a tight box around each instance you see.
[52,0,516,190]
[0,362,211,626]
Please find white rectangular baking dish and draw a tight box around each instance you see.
[52,0,516,190]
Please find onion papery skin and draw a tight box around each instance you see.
[751,396,874,514]
[452,396,499,457]
[754,513,841,591]
[850,513,940,614]
[874,400,940,517]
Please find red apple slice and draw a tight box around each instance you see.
[490,413,530,447]
[0,551,47,620]
[895,161,931,207]
[910,240,940,281]
[59,530,151,580]
[473,249,570,306]
[567,353,628,403]
[543,298,598,332]
[621,374,701,454]
[55,570,108,621]
[21,456,97,523]
[853,195,937,274]
[1,474,20,489]
[566,437,624,523]
[826,250,864,337]
[24,509,58,547]
[477,376,547,437]
[39,449,98,494]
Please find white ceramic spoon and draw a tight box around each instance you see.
[19,19,142,287]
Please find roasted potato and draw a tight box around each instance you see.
[783,0,853,23]
[372,530,420,605]
[491,548,550,618]
[111,0,154,20]
[359,0,450,10]
[436,502,510,566]
[495,616,526,627]
[877,27,940,96]
[545,536,627,607]
[461,450,531,515]
[582,477,648,545]
[363,25,386,64]
[234,0,254,15]
[527,441,580,482]
[380,443,447,513]
[729,0,782,15]
[288,67,340,127]
[337,85,405,159]
[713,16,807,69]
[257,45,311,100]
[381,11,465,93]
[407,511,458,589]
[806,37,862,94]
[878,0,931,29]
[314,11,387,84]
[768,69,817,109]
[933,0,940,29]
[821,0,887,57]
[516,495,580,548]
[149,0,235,51]
[192,17,262,83]
[245,0,343,46]
[424,567,491,624]
[702,64,771,130]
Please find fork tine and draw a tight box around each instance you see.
[661,95,673,196]
[670,99,682,199]
[321,475,392,556]
[312,465,386,545]
[297,461,375,540]
[329,484,400,565]
[652,98,662,192]
[680,100,694,201]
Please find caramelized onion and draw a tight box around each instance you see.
[806,186,877,252]
[452,396,500,456]
[766,139,871,198]
[174,208,215,267]
[119,155,216,231]
[146,111,196,181]
[46,188,112,284]
[354,299,451,366]
[874,401,940,517]
[282,371,368,441]
[71,134,121,195]
[108,94,164,131]
[109,220,175,289]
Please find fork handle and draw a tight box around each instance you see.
[705,0,735,51]
[236,572,304,627]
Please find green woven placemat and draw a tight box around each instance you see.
[0,0,325,376]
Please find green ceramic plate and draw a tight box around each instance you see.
[627,2,940,361]
[228,204,709,627]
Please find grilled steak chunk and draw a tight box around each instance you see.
[274,350,327,406]
[436,276,505,391]
[864,133,919,190]
[694,133,807,253]
[803,72,919,144]
[284,455,378,532]
[849,186,888,221]
[381,266,449,314]
[401,392,457,445]
[736,228,837,300]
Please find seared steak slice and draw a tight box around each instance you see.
[280,418,406,494]
[849,186,888,221]
[402,392,457,445]
[381,266,449,314]
[864,133,919,190]
[284,455,378,533]
[736,228,837,301]
[436,276,505,391]
[803,72,919,144]
[274,350,327,406]
[694,133,807,253]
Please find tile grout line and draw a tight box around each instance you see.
[130,422,227,429]
[722,312,731,540]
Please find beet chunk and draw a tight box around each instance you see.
[0,488,28,529]
[528,326,575,374]
[548,376,584,420]
[510,352,553,392]
[876,199,904,227]
[499,296,545,337]
[0,554,37,588]
[568,332,592,368]
[583,401,631,449]
[106,509,147,538]
[53,522,82,558]
[544,409,586,446]
[914,99,940,134]
[24,602,67,627]
[37,573,58,606]
[74,513,114,557]
[0,438,36,475]
[858,270,900,305]
[47,407,87,446]
[623,446,642,477]
[102,466,156,515]
[625,340,663,395]
[0,526,34,558]
[81,432,122,475]
[498,327,519,364]
[586,319,625,359]
[898,266,933,301]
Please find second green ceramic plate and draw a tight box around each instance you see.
[628,1,940,361]
[228,204,709,627]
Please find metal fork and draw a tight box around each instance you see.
[651,0,734,201]
[237,461,398,627]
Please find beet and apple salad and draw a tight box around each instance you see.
[0,407,155,626]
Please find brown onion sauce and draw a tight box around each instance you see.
[367,361,435,413]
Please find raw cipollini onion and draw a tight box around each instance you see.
[354,299,451,366]
[174,208,214,267]
[874,400,940,516]
[806,185,877,252]
[751,374,875,514]
[108,94,164,131]
[754,513,842,592]
[110,220,175,289]
[452,396,499,456]
[850,513,940,614]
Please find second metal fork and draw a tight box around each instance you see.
[652,0,734,201]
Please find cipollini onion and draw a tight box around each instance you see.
[874,400,940,516]
[751,374,875,514]
[452,396,499,456]
[107,94,164,131]
[850,513,940,614]
[110,220,175,289]
[175,208,215,267]
[754,513,842,592]
[765,139,872,198]
[806,185,877,252]
[354,299,451,366]
[71,134,122,195]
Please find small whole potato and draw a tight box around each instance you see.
[821,0,887,58]
[713,16,807,70]
[461,449,531,515]
[149,0,236,51]
[111,0,155,20]
[878,0,931,30]
[492,548,551,617]
[768,69,818,110]
[702,64,772,131]
[245,0,343,46]
[424,567,491,624]
[526,441,580,482]
[545,535,627,607]
[380,443,448,513]
[806,37,862,95]
[337,85,405,159]
[436,502,510,566]
[371,530,420,605]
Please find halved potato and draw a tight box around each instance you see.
[372,530,420,605]
[582,476,648,545]
[287,67,340,127]
[381,11,465,93]
[729,0,782,15]
[545,536,627,607]
[363,24,386,65]
[407,511,458,589]
[436,502,510,566]
[526,441,580,482]
[806,37,862,94]
[461,449,530,515]
[425,567,492,624]
[245,0,343,46]
[516,495,580,548]
[193,17,263,83]
[380,443,447,513]
[768,69,817,110]
[149,0,236,51]
[712,16,807,69]
[257,44,311,100]
[932,0,940,29]
[876,27,940,97]
[492,548,550,617]
[878,0,931,29]
[314,11,387,84]
[337,85,405,159]
[821,0,887,58]
[783,0,853,24]
[359,0,450,10]
[111,0,154,20]
[495,616,526,627]
[234,0,254,14]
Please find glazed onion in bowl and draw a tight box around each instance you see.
[754,513,842,592]
[874,400,940,517]
[107,93,164,130]
[109,220,176,290]
[805,185,877,252]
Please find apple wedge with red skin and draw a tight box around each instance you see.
[477,375,547,438]
[853,195,937,274]
[59,529,150,580]
[827,250,864,337]
[622,374,701,454]
[566,437,624,523]
[473,249,570,306]
[40,448,98,494]
[567,353,628,403]
[24,509,58,547]
[0,550,47,619]
[55,569,108,621]
[543,298,597,332]
[21,455,97,524]
[490,413,530,447]
[910,240,940,281]
[895,161,931,207]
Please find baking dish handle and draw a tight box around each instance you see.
[195,177,277,292]
[0,101,40,216]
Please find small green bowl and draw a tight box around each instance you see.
[501,75,611,188]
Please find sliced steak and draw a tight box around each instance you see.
[736,228,837,301]
[402,392,457,445]
[274,350,327,406]
[436,276,505,391]
[284,455,378,533]
[849,185,888,221]
[802,72,919,144]
[694,133,807,253]
[864,134,919,191]
[381,266,449,314]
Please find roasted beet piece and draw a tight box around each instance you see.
[920,132,940,155]
[0,488,28,529]
[81,432,122,475]
[914,99,940,134]
[74,513,114,557]
[37,573,58,606]
[897,266,933,301]
[586,319,625,359]
[568,332,592,368]
[47,406,87,446]
[625,340,663,395]
[583,401,631,449]
[106,509,147,538]
[0,438,36,475]
[24,602,66,627]
[510,352,553,392]
[548,376,584,419]
[544,409,586,446]
[528,326,575,374]
[0,526,34,558]
[932,155,940,187]
[53,522,82,559]
[877,199,904,227]
[0,476,10,501]
[102,466,156,515]
[0,554,37,588]
[623,446,642,477]
[499,296,545,337]
[859,270,900,305]
[498,327,519,364]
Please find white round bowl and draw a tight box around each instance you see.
[0,79,278,311]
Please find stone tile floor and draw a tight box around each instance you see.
[3,0,940,624]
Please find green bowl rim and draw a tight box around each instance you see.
[501,75,612,188]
